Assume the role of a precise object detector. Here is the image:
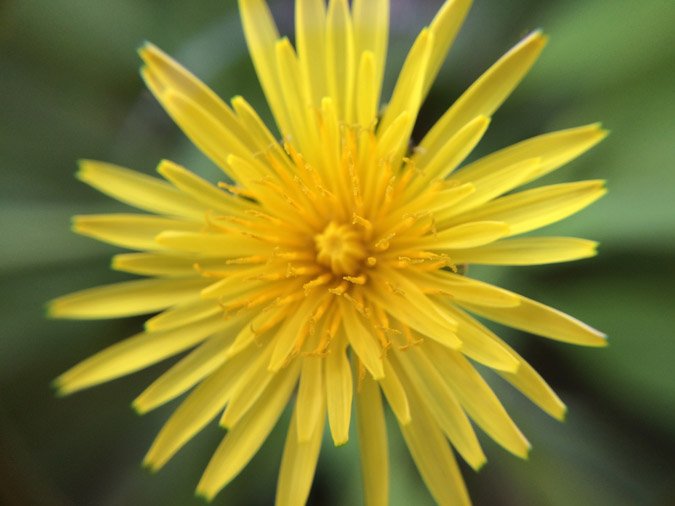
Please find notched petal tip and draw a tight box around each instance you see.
[194,487,215,504]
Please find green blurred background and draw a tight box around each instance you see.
[1,0,673,504]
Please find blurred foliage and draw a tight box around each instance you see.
[1,0,673,505]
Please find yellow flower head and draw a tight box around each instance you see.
[50,0,608,504]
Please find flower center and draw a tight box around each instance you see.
[314,222,367,276]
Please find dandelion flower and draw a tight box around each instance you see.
[50,0,608,504]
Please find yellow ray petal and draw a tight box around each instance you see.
[422,0,473,97]
[220,342,275,428]
[494,338,567,420]
[154,90,266,187]
[403,182,475,219]
[435,301,520,372]
[443,180,607,235]
[77,160,205,219]
[139,42,255,151]
[296,0,327,106]
[48,277,210,320]
[368,271,461,350]
[275,393,326,506]
[340,300,385,379]
[417,31,547,167]
[425,342,530,458]
[461,294,607,347]
[399,377,472,506]
[414,116,490,188]
[196,362,301,501]
[356,372,388,506]
[394,349,486,470]
[450,237,599,265]
[457,123,608,186]
[73,214,201,251]
[143,344,261,470]
[420,270,519,307]
[417,220,510,250]
[325,340,353,445]
[378,28,433,151]
[112,252,201,277]
[144,298,223,331]
[296,355,324,442]
[238,0,293,137]
[132,326,239,413]
[275,37,317,158]
[375,111,412,161]
[442,157,541,218]
[356,51,377,127]
[157,160,249,215]
[352,0,389,109]
[326,0,356,122]
[155,230,268,257]
[55,315,227,395]
[269,295,328,372]
[230,96,297,175]
[378,358,411,425]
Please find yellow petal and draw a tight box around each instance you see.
[77,160,205,219]
[139,42,255,151]
[378,29,433,152]
[417,31,547,167]
[325,340,353,445]
[415,116,490,186]
[356,51,378,127]
[368,270,461,350]
[451,237,599,265]
[48,277,209,319]
[458,123,608,186]
[423,0,473,96]
[340,300,385,379]
[399,376,472,506]
[356,373,388,506]
[269,295,328,372]
[296,0,328,106]
[352,0,388,109]
[55,315,226,395]
[132,327,238,413]
[157,160,249,215]
[394,349,486,470]
[442,157,541,218]
[112,252,201,277]
[238,0,293,137]
[275,38,316,157]
[420,270,520,307]
[73,214,200,251]
[296,356,324,442]
[196,362,301,501]
[275,393,326,506]
[444,180,607,235]
[376,111,412,161]
[143,344,260,470]
[145,298,223,331]
[155,230,267,257]
[411,182,475,218]
[220,342,275,428]
[425,342,530,458]
[461,294,607,347]
[155,90,265,186]
[436,302,520,372]
[326,0,355,122]
[378,358,411,425]
[418,220,510,250]
[496,342,567,420]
